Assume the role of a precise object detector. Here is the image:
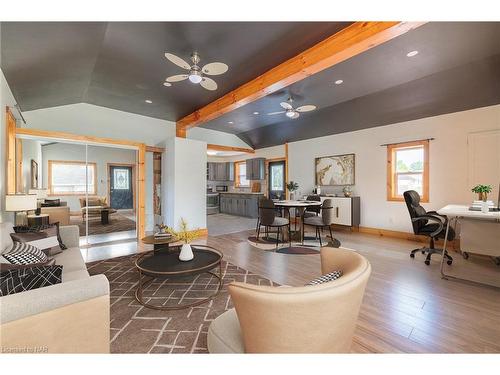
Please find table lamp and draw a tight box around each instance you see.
[28,188,48,215]
[5,194,38,226]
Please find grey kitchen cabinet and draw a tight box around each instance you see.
[219,193,262,218]
[207,162,234,181]
[245,158,265,180]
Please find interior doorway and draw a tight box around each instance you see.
[268,160,286,199]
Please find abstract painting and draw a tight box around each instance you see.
[315,153,355,186]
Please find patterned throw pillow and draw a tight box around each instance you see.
[3,242,48,265]
[306,270,343,286]
[0,265,63,296]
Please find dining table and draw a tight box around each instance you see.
[273,200,323,242]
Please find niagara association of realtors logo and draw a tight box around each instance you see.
[2,346,48,353]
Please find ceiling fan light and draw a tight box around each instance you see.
[188,72,203,84]
[286,110,296,118]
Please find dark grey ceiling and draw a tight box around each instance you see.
[0,21,350,119]
[2,22,500,149]
[199,22,500,147]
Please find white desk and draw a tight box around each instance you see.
[437,204,500,288]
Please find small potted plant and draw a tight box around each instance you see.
[286,181,299,200]
[167,218,199,261]
[342,186,353,197]
[471,184,492,201]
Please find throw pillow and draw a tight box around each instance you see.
[13,222,67,254]
[0,265,63,296]
[2,242,48,265]
[306,270,343,286]
[0,258,55,272]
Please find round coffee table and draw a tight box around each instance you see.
[134,245,223,310]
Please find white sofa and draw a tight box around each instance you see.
[0,222,110,353]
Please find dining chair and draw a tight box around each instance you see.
[302,198,334,246]
[257,198,291,248]
[303,195,321,218]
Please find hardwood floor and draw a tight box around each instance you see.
[81,227,500,353]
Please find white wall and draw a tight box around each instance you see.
[288,104,500,232]
[41,143,137,212]
[0,69,17,223]
[162,137,207,231]
[23,103,176,146]
[187,127,251,148]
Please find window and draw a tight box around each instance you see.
[235,161,250,187]
[387,140,429,202]
[48,160,97,195]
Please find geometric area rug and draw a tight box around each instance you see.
[86,252,276,353]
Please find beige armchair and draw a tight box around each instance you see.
[207,247,371,353]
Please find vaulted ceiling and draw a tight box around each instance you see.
[2,22,500,149]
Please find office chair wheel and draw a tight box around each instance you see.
[424,260,430,265]
[447,260,453,265]
[462,252,469,260]
[410,253,415,258]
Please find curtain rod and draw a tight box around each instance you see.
[380,138,435,147]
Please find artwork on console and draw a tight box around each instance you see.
[315,153,355,186]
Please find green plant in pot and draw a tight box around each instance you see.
[166,218,199,261]
[286,181,299,200]
[471,184,492,201]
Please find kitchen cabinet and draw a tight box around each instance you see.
[219,193,262,218]
[319,196,360,228]
[245,158,265,180]
[207,162,234,181]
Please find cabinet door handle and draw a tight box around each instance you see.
[336,207,339,218]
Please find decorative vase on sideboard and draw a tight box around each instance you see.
[179,243,194,261]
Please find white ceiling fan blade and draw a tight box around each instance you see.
[280,102,293,110]
[267,111,285,115]
[165,53,191,70]
[200,77,218,91]
[202,62,229,76]
[291,112,300,119]
[166,74,188,83]
[296,105,317,113]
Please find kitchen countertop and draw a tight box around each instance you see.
[219,192,264,195]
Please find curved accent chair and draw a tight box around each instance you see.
[207,247,371,353]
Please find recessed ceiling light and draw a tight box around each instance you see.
[228,121,234,124]
[145,99,152,104]
[334,79,343,85]
[406,50,419,57]
[163,82,172,87]
[253,111,259,115]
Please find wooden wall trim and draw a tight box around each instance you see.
[6,106,16,194]
[285,142,289,199]
[137,144,146,240]
[146,146,165,153]
[207,143,255,154]
[176,22,425,133]
[15,127,143,149]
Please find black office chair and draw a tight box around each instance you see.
[403,190,454,266]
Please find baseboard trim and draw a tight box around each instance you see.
[352,225,460,250]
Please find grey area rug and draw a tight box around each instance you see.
[72,214,136,236]
[86,253,276,353]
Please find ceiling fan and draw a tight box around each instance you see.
[267,98,316,119]
[164,52,228,91]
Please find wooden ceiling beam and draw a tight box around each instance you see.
[176,21,426,136]
[207,143,255,154]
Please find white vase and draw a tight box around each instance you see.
[179,243,194,261]
[290,192,295,200]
